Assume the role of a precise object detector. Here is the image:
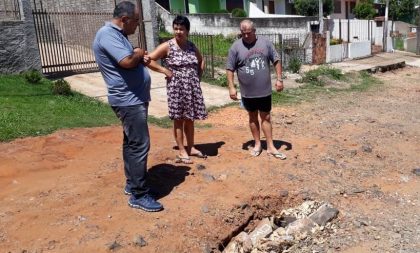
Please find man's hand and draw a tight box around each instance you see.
[275,80,284,92]
[133,47,145,57]
[229,86,238,100]
[142,51,151,66]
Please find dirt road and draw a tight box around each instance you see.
[0,67,419,253]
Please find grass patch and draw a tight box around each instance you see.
[272,67,381,105]
[300,66,345,86]
[1,73,216,142]
[0,74,119,142]
[203,74,228,88]
[347,71,382,92]
[394,37,404,51]
[148,115,212,129]
[148,115,172,128]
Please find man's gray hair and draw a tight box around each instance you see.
[240,19,256,30]
[113,1,136,18]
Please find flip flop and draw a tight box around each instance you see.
[175,155,193,164]
[190,151,207,159]
[250,148,262,157]
[267,152,287,160]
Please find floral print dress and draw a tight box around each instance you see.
[164,39,207,120]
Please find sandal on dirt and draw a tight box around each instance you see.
[250,148,262,157]
[175,155,193,164]
[190,151,207,159]
[267,151,287,160]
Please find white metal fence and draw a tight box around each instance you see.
[328,19,393,46]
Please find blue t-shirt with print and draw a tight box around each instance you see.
[93,22,151,106]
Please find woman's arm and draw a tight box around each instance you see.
[146,60,172,79]
[146,41,170,61]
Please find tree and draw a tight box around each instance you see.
[354,0,377,19]
[294,0,333,17]
[383,0,416,23]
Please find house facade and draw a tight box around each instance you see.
[155,0,296,15]
[329,0,357,19]
[329,0,384,20]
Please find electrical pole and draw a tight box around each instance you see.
[417,2,420,55]
[319,0,323,34]
[383,0,389,52]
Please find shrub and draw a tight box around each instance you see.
[288,57,302,73]
[330,38,343,45]
[52,79,72,96]
[231,8,247,17]
[294,0,333,17]
[214,9,229,13]
[214,74,228,87]
[302,66,344,86]
[353,0,376,19]
[23,69,43,84]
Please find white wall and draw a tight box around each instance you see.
[249,2,302,17]
[404,37,417,53]
[348,41,371,58]
[329,44,348,63]
[330,19,393,46]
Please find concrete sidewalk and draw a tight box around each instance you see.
[329,51,420,72]
[65,52,420,118]
[65,71,232,118]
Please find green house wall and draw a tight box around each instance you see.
[198,1,220,13]
[170,0,185,13]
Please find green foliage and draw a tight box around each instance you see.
[215,74,228,87]
[384,0,416,23]
[231,8,247,17]
[23,69,43,84]
[202,73,228,87]
[330,38,343,45]
[294,0,333,17]
[354,0,376,19]
[301,66,344,86]
[0,74,118,142]
[214,9,229,13]
[272,70,381,105]
[394,37,404,50]
[288,57,302,73]
[52,79,72,96]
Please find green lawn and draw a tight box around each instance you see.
[0,74,119,142]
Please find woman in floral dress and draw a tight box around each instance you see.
[146,15,207,164]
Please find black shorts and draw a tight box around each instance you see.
[241,95,272,112]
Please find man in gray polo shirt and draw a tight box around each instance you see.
[226,19,287,160]
[93,1,162,212]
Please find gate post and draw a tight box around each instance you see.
[140,0,159,51]
[21,0,41,71]
[0,0,41,74]
[312,32,326,65]
[417,25,420,55]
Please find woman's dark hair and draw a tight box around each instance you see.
[172,15,190,32]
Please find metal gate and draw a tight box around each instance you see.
[32,1,146,77]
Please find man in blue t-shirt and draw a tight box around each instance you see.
[93,1,163,212]
[226,19,287,160]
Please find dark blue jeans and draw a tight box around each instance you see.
[112,103,150,198]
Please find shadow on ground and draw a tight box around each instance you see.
[147,163,191,200]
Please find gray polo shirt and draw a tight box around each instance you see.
[93,22,151,106]
[226,37,280,98]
